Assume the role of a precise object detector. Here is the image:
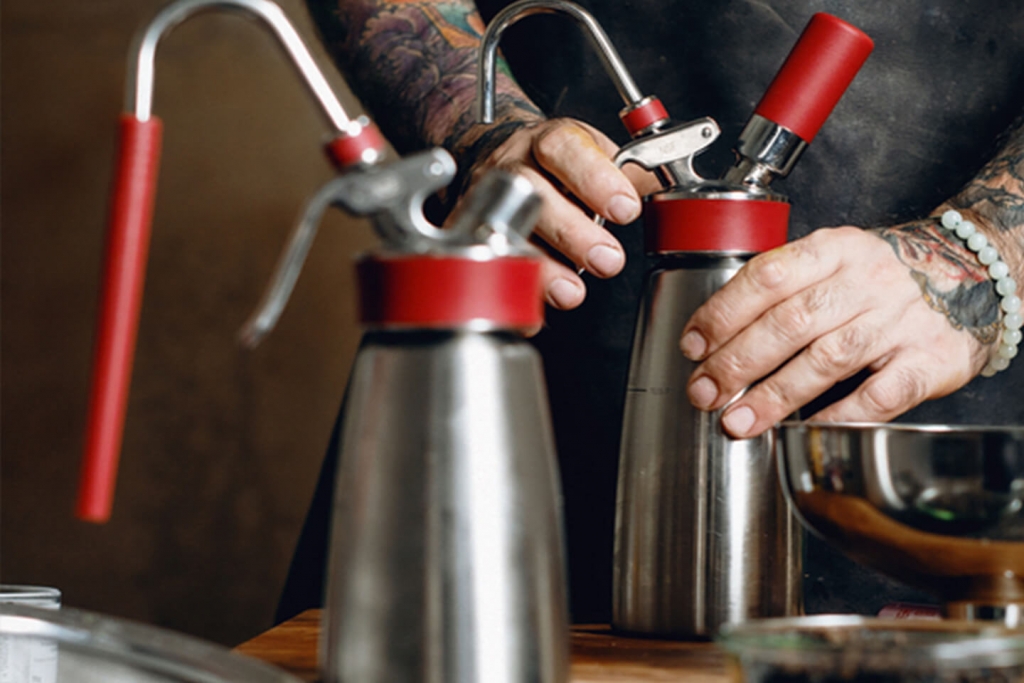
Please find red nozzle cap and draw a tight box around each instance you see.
[754,13,873,142]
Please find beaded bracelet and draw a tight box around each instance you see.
[938,209,1022,376]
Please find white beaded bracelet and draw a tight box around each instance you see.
[939,209,1022,376]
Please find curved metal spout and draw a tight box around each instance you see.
[128,0,355,133]
[477,0,644,123]
[239,148,457,347]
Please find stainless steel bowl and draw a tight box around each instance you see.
[0,603,302,682]
[719,615,1024,682]
[776,421,1024,626]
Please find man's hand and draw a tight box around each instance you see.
[679,220,1001,438]
[456,118,660,310]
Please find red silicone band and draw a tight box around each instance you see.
[326,124,387,168]
[620,98,670,136]
[357,256,543,329]
[644,196,790,254]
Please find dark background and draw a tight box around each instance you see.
[2,0,378,646]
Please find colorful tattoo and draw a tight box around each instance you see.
[306,0,542,166]
[874,116,1024,347]
[874,220,1000,345]
[951,115,1024,233]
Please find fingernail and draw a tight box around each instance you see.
[681,330,707,360]
[548,278,584,309]
[585,244,625,277]
[688,376,718,409]
[722,406,756,437]
[608,194,640,224]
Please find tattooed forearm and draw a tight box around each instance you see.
[873,220,1000,345]
[875,112,1024,350]
[306,0,542,158]
[950,115,1024,232]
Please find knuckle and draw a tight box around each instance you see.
[832,225,866,242]
[713,349,752,382]
[862,366,928,416]
[797,281,837,317]
[701,299,738,339]
[756,377,796,414]
[768,298,817,339]
[806,325,871,376]
[765,282,842,343]
[545,225,578,253]
[745,251,789,290]
[532,119,584,165]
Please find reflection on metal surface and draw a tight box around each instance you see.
[777,422,1024,627]
[321,332,568,683]
[614,258,803,638]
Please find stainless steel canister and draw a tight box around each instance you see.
[321,330,568,683]
[613,254,802,637]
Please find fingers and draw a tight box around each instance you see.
[530,120,647,224]
[539,252,586,310]
[810,345,976,424]
[680,228,856,361]
[681,224,988,438]
[475,118,652,309]
[513,164,626,279]
[713,312,975,438]
[686,279,860,411]
[462,117,660,310]
[710,312,896,437]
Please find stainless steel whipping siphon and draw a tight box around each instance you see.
[78,1,570,681]
[479,2,874,638]
[243,151,569,683]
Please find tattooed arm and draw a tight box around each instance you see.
[678,116,1024,438]
[307,0,654,308]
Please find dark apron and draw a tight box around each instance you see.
[278,0,1024,623]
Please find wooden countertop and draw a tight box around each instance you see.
[236,609,732,682]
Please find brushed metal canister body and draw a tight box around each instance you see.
[613,255,802,638]
[322,330,569,683]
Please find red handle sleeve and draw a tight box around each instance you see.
[77,115,163,523]
[754,13,874,142]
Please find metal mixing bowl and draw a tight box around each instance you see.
[775,422,1024,626]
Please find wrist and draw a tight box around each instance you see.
[935,208,1022,375]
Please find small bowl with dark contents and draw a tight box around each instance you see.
[718,615,1024,682]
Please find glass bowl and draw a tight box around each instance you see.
[0,603,302,682]
[719,615,1024,682]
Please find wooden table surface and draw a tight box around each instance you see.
[236,609,732,682]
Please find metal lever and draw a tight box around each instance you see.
[240,149,456,346]
[613,117,721,188]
